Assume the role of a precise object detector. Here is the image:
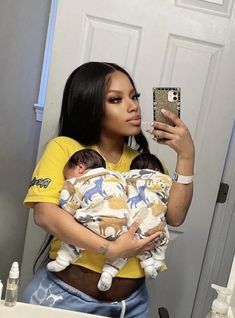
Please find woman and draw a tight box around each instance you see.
[22,62,195,318]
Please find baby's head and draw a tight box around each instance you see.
[130,153,164,173]
[63,149,106,179]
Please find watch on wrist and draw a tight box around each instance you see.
[173,172,194,184]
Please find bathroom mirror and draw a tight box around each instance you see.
[1,1,235,317]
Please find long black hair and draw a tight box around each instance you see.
[34,62,150,271]
[58,61,149,152]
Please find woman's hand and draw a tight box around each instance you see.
[106,221,162,262]
[34,203,161,262]
[150,108,195,161]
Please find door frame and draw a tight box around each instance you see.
[192,122,235,318]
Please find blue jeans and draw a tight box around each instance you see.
[21,265,149,318]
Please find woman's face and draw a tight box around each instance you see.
[101,71,141,139]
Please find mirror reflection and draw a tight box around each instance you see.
[0,1,234,318]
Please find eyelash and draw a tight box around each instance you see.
[108,92,141,104]
[133,92,140,100]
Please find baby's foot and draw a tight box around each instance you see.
[154,260,165,270]
[144,265,158,279]
[97,272,113,291]
[47,261,66,272]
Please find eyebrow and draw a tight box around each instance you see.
[107,89,136,94]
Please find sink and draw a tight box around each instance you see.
[0,300,107,317]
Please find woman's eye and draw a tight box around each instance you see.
[108,97,122,104]
[132,93,140,101]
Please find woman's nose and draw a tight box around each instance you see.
[127,98,139,113]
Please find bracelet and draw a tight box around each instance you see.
[98,242,110,256]
[172,172,194,184]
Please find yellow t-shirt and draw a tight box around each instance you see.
[24,136,145,278]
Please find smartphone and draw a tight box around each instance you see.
[153,87,181,126]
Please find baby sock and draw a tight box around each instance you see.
[98,271,113,291]
[47,256,70,272]
[140,258,158,279]
[98,258,127,291]
[153,248,166,270]
[47,243,79,272]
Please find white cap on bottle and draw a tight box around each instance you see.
[211,283,232,314]
[9,261,19,279]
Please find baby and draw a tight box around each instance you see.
[47,149,172,291]
[124,153,171,279]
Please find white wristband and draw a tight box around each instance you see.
[173,172,194,184]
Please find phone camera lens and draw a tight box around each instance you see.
[173,97,177,101]
[173,92,177,95]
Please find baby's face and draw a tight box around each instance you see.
[64,166,80,179]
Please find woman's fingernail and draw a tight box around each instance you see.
[161,108,166,113]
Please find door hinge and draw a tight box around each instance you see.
[216,183,229,203]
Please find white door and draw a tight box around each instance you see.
[22,1,235,317]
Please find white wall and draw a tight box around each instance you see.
[0,0,51,294]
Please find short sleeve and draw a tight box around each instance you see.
[24,137,81,207]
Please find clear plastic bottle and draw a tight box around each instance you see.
[5,261,19,307]
[206,284,232,318]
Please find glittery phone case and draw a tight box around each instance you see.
[153,87,181,126]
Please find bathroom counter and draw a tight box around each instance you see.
[0,300,106,317]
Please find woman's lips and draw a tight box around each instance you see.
[127,115,141,126]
